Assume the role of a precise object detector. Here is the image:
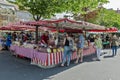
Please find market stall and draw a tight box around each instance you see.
[9,18,106,68]
[88,27,118,49]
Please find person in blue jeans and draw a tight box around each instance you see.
[6,33,12,50]
[110,35,118,56]
[61,33,74,67]
[112,46,117,56]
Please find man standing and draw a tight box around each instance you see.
[110,35,118,56]
[75,33,85,63]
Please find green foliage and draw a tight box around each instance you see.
[7,0,109,21]
[87,8,120,29]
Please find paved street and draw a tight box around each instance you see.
[0,49,120,80]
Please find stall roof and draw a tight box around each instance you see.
[19,18,106,30]
[0,18,107,32]
[88,27,118,33]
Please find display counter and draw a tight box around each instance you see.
[10,44,96,68]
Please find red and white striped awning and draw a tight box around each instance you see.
[88,27,118,33]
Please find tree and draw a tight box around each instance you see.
[74,10,99,21]
[73,0,109,21]
[86,8,120,29]
[7,0,109,20]
[7,0,109,43]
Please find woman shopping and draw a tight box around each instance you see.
[61,33,74,67]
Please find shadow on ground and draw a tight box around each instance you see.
[0,51,97,80]
[104,55,114,58]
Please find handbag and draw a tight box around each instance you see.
[115,41,119,46]
[69,39,75,52]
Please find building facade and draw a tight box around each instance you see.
[0,0,32,27]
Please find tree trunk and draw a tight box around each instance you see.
[33,15,41,44]
[35,25,39,44]
[56,23,59,32]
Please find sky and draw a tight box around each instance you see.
[104,0,120,10]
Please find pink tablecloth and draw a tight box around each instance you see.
[10,45,48,63]
[16,47,33,59]
[10,45,96,67]
[83,45,96,56]
[33,50,48,63]
[10,45,17,51]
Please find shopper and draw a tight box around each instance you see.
[94,35,102,61]
[6,33,12,50]
[61,33,74,67]
[75,33,85,63]
[110,35,119,56]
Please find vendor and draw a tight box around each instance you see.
[41,31,49,47]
